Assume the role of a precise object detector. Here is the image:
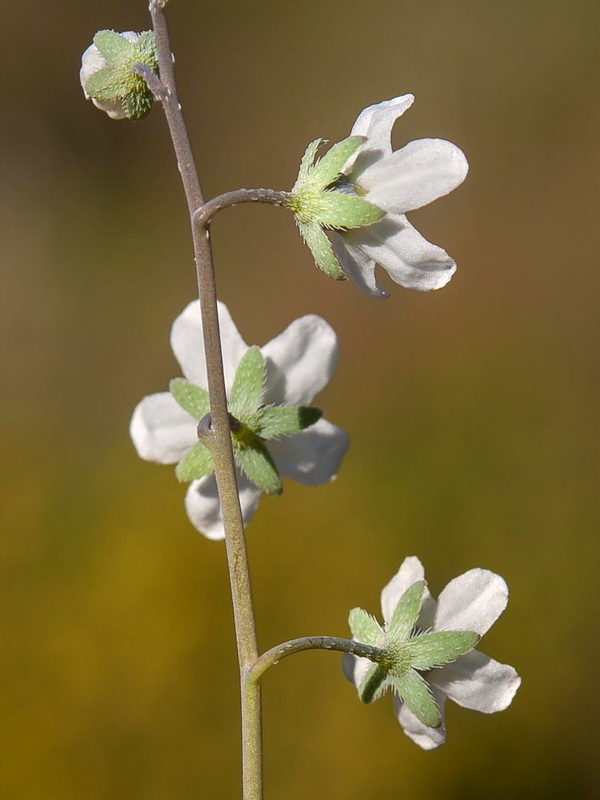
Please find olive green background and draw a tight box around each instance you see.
[1,0,598,798]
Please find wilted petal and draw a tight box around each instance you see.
[170,300,249,391]
[261,315,339,405]
[354,214,456,292]
[380,556,436,629]
[184,472,262,540]
[346,94,415,175]
[333,233,389,298]
[434,568,509,636]
[130,392,197,464]
[360,138,469,213]
[394,684,447,750]
[431,650,521,713]
[268,419,349,486]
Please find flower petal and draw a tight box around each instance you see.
[342,652,373,691]
[431,650,521,713]
[345,95,415,174]
[433,568,509,637]
[267,419,349,486]
[261,315,339,405]
[380,556,436,627]
[349,214,456,292]
[130,392,197,464]
[184,472,262,540]
[394,684,447,750]
[332,233,389,298]
[359,138,469,213]
[170,300,249,391]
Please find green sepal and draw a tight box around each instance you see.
[299,223,346,281]
[318,191,383,229]
[295,139,324,187]
[234,439,282,495]
[175,441,213,482]
[348,608,384,646]
[309,136,364,189]
[93,30,134,63]
[84,67,125,101]
[387,581,426,642]
[256,406,322,438]
[389,670,441,728]
[358,662,390,704]
[229,347,265,421]
[405,631,479,670]
[169,378,210,419]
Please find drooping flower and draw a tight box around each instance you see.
[130,300,349,540]
[80,30,158,120]
[289,95,468,296]
[343,556,520,750]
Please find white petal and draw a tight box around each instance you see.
[342,652,372,690]
[394,684,447,750]
[184,472,262,540]
[349,214,456,292]
[261,315,339,405]
[268,419,349,486]
[431,650,521,713]
[345,95,415,175]
[360,138,469,213]
[433,568,509,637]
[332,233,389,298]
[130,392,197,464]
[380,556,436,628]
[170,300,249,391]
[80,33,140,120]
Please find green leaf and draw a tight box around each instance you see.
[299,223,346,281]
[389,670,441,728]
[256,406,322,438]
[234,439,282,495]
[358,662,389,704]
[348,608,384,646]
[93,30,134,63]
[229,347,265,421]
[310,136,364,189]
[317,192,383,229]
[169,378,210,419]
[175,442,213,482]
[84,67,125,101]
[405,631,479,670]
[387,581,426,642]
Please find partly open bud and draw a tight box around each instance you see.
[80,30,158,121]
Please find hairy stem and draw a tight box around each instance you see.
[247,636,389,685]
[147,3,262,798]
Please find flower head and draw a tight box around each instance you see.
[130,301,349,540]
[343,556,520,749]
[290,95,468,296]
[80,30,158,120]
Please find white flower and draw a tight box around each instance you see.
[333,95,469,297]
[80,32,139,119]
[130,300,349,540]
[343,556,521,750]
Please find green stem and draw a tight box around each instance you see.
[147,4,262,797]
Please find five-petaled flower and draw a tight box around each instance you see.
[333,95,468,296]
[130,300,349,540]
[343,555,520,750]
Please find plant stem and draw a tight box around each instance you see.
[147,3,262,797]
[247,636,389,685]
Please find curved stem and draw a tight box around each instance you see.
[247,637,389,685]
[148,4,261,798]
[194,188,290,227]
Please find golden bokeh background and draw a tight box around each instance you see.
[1,0,599,797]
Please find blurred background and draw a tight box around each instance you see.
[1,0,599,797]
